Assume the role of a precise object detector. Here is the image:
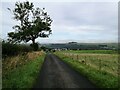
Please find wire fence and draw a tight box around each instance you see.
[62,52,118,76]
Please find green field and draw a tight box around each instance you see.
[2,52,45,89]
[57,50,118,54]
[55,50,119,88]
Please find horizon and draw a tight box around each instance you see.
[20,42,118,45]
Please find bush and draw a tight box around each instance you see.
[2,40,33,58]
[30,43,38,51]
[2,42,18,57]
[18,44,33,52]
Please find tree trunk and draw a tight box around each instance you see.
[31,38,38,51]
[32,38,35,44]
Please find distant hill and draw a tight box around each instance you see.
[41,43,118,50]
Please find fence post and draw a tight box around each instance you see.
[72,54,73,60]
[99,58,102,71]
[72,54,74,60]
[77,54,78,60]
[85,56,86,65]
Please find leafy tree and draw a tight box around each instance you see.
[8,1,53,50]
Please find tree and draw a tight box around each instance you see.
[8,1,53,50]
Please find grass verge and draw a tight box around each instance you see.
[2,52,45,89]
[55,52,119,88]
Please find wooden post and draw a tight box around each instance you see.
[72,54,73,60]
[85,56,86,65]
[77,54,78,60]
[99,58,101,71]
[72,54,74,60]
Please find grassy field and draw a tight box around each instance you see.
[2,51,45,89]
[58,50,118,54]
[55,50,119,88]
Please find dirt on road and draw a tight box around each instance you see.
[33,53,97,88]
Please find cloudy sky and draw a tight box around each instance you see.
[0,0,118,43]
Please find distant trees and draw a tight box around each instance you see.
[8,1,53,50]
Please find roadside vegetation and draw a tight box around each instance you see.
[55,50,119,88]
[2,40,33,58]
[2,39,52,89]
[3,51,45,89]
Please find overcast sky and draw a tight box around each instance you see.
[0,0,118,43]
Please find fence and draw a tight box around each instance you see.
[62,52,118,76]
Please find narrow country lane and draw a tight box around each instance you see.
[33,53,97,88]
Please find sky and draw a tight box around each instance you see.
[0,0,118,44]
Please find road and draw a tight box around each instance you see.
[33,53,97,88]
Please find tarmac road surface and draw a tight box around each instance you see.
[33,53,97,88]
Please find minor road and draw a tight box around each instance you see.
[33,53,97,88]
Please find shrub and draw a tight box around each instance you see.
[2,40,33,58]
[30,43,38,51]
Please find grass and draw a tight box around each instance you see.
[2,51,45,89]
[55,50,119,88]
[58,50,118,54]
[64,53,118,76]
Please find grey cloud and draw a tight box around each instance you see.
[1,2,118,43]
